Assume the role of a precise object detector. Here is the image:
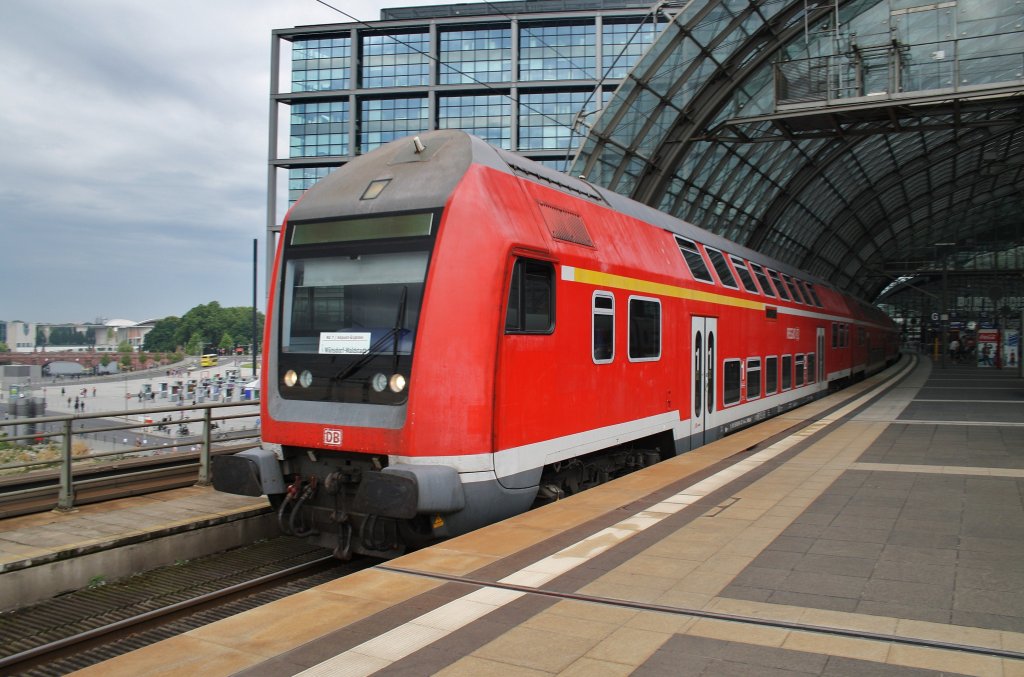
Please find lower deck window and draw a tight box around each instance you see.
[592,292,614,363]
[723,359,741,405]
[628,297,661,360]
[782,355,792,390]
[795,354,805,387]
[765,356,778,394]
[746,358,761,399]
[807,353,816,383]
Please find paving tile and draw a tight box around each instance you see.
[558,656,637,677]
[808,539,885,560]
[860,579,953,611]
[72,634,261,677]
[954,587,1024,619]
[768,590,860,613]
[434,655,550,676]
[727,565,790,590]
[854,600,951,625]
[886,642,1004,675]
[794,553,877,578]
[778,571,868,599]
[472,625,599,673]
[871,560,955,587]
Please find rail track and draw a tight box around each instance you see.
[0,442,253,519]
[0,536,370,676]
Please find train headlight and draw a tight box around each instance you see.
[371,373,388,393]
[283,370,298,387]
[389,373,407,393]
[299,370,313,388]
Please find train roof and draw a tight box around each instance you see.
[290,130,861,307]
[487,138,840,296]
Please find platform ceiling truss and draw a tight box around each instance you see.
[572,0,1024,304]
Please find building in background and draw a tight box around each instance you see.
[267,0,670,269]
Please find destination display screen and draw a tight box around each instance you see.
[290,213,433,245]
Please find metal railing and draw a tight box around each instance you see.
[0,400,260,512]
[775,33,1024,108]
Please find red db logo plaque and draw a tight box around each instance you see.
[323,428,343,446]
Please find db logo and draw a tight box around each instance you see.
[323,428,343,446]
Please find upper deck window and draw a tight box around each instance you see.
[804,281,823,307]
[729,255,759,294]
[748,262,775,298]
[783,274,805,304]
[705,247,737,289]
[767,269,791,301]
[675,237,714,284]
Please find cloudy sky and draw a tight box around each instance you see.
[0,0,451,324]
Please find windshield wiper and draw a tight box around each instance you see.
[331,286,409,385]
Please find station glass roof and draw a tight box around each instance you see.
[572,0,1024,305]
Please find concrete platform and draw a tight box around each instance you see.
[0,486,271,609]
[60,355,1024,675]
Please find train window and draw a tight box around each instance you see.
[831,323,838,348]
[707,330,715,414]
[729,255,759,294]
[628,297,661,361]
[505,259,554,334]
[748,262,775,298]
[795,354,805,387]
[693,331,702,415]
[803,281,822,307]
[675,237,714,284]
[723,359,741,406]
[807,353,816,383]
[592,292,614,364]
[705,247,737,289]
[783,274,805,304]
[765,356,778,394]
[746,358,761,399]
[767,269,791,301]
[781,354,792,390]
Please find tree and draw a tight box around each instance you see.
[219,332,235,352]
[0,342,8,352]
[144,317,180,352]
[119,353,132,370]
[144,303,264,356]
[185,332,204,356]
[49,327,91,345]
[117,340,133,353]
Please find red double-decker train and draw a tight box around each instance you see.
[213,130,899,558]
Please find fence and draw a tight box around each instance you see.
[775,33,1024,107]
[0,399,260,512]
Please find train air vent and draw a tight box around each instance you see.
[538,203,594,247]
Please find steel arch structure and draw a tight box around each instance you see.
[571,0,1024,304]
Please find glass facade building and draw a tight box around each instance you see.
[271,0,667,213]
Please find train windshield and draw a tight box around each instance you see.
[282,251,427,356]
[277,212,434,405]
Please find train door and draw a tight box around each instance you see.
[690,316,717,444]
[816,327,825,383]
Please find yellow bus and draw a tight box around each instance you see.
[200,354,218,367]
